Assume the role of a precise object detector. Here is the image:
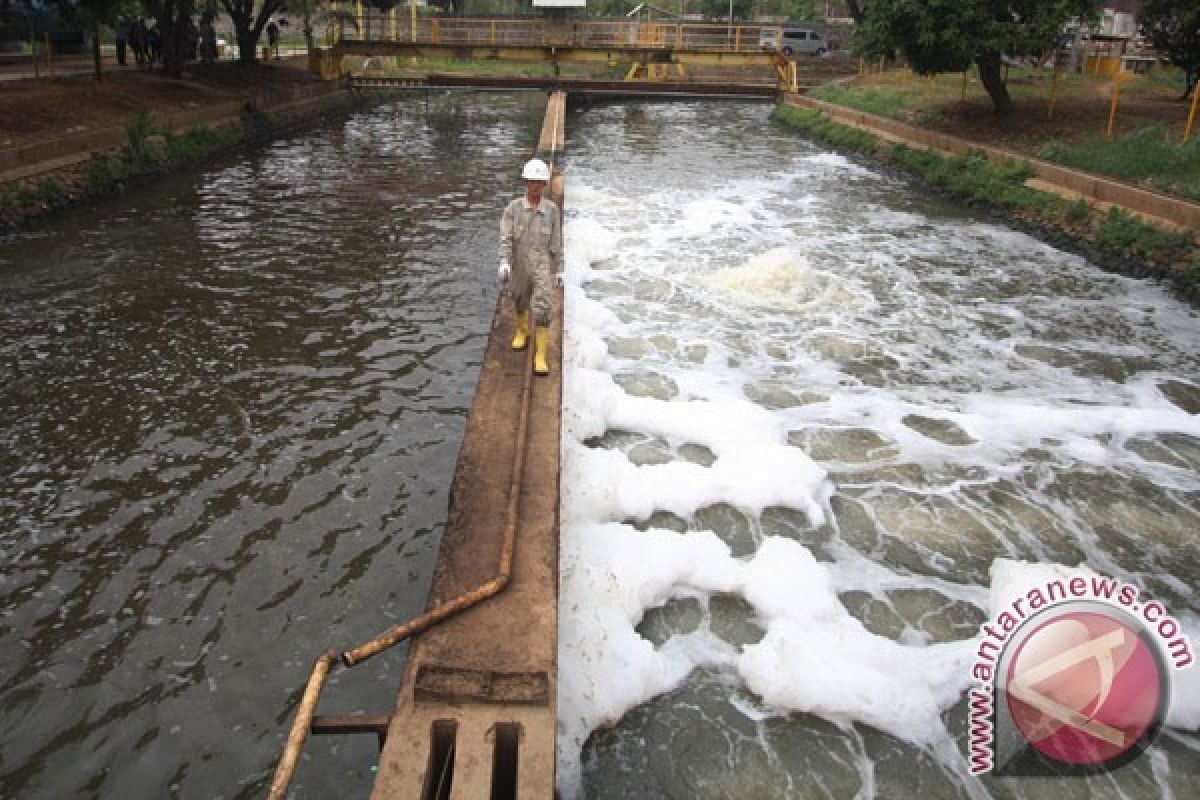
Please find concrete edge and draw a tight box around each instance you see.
[0,81,347,184]
[785,93,1200,233]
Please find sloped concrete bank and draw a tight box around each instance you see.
[777,94,1200,304]
[0,81,357,232]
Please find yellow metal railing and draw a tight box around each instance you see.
[336,15,777,53]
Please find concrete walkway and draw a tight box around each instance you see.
[368,92,567,800]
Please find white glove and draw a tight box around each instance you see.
[554,272,564,289]
[497,262,511,283]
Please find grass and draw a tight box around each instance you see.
[83,154,125,193]
[1036,127,1200,202]
[124,110,163,166]
[2,176,64,211]
[1094,206,1194,258]
[164,126,231,161]
[772,102,1197,274]
[807,65,1200,204]
[4,108,280,225]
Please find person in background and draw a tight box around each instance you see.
[497,158,562,376]
[266,20,280,59]
[130,19,147,66]
[115,20,129,66]
[145,23,161,64]
[200,12,218,64]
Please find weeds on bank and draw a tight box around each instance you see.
[84,154,126,194]
[1094,206,1194,257]
[3,117,243,224]
[0,176,65,216]
[166,127,229,161]
[772,103,1197,271]
[125,110,163,166]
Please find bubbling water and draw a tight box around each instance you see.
[557,103,1200,799]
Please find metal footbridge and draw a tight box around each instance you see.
[310,15,816,92]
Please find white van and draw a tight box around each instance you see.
[758,27,828,57]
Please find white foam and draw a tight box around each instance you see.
[737,537,975,743]
[557,109,1200,798]
[701,247,872,312]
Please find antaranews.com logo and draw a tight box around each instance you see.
[968,573,1193,776]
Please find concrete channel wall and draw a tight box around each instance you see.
[0,81,349,186]
[785,93,1200,233]
[366,91,567,800]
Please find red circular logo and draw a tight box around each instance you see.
[1005,609,1166,767]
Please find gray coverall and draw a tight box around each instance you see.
[499,196,562,326]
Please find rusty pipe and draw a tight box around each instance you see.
[267,648,338,800]
[341,336,534,668]
[341,93,560,669]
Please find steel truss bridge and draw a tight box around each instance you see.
[312,16,804,90]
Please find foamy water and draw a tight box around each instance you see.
[557,103,1200,798]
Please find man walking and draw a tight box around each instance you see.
[498,158,562,376]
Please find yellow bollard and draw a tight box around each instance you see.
[1047,68,1060,119]
[1106,70,1122,137]
[1185,83,1200,140]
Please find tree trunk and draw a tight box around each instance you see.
[160,16,184,78]
[92,20,103,81]
[975,53,1012,113]
[844,1,864,25]
[303,20,314,53]
[219,1,261,64]
[238,28,259,63]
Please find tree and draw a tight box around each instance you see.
[52,0,132,81]
[1139,0,1199,100]
[856,0,1098,113]
[218,0,285,64]
[141,0,196,77]
[697,0,753,21]
[286,0,356,52]
[755,0,819,20]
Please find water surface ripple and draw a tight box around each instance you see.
[0,92,545,799]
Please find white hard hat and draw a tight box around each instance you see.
[522,158,551,182]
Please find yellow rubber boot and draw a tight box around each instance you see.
[533,326,550,376]
[511,310,529,351]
